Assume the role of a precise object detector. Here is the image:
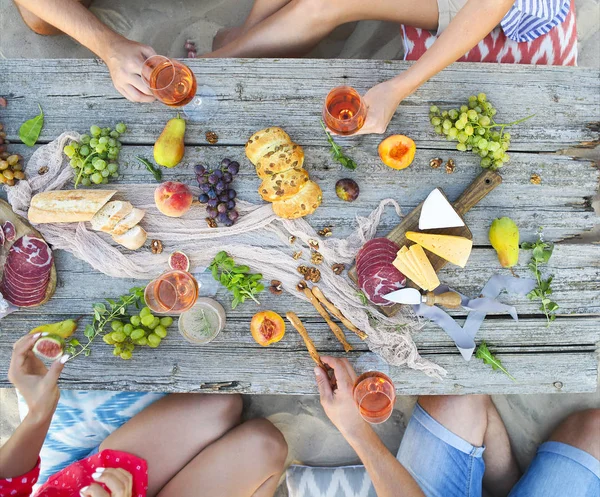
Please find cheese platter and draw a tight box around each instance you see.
[350,169,503,316]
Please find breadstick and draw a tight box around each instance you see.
[286,312,325,368]
[301,287,353,352]
[312,287,368,340]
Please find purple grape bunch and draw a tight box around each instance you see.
[195,158,240,227]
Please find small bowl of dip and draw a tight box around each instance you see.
[178,298,226,344]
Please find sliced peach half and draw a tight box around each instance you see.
[378,135,416,170]
[250,311,286,346]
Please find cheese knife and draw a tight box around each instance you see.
[383,288,462,308]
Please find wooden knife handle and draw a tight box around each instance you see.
[452,170,502,216]
[424,291,462,308]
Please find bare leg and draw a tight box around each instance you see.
[14,0,92,35]
[99,393,243,496]
[549,408,600,460]
[158,418,288,497]
[207,0,439,58]
[418,395,520,497]
[213,0,292,51]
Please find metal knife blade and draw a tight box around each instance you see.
[383,287,422,305]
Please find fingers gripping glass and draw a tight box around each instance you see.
[141,55,218,122]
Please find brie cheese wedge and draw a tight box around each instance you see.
[419,188,465,230]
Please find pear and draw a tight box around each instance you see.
[489,217,520,268]
[154,115,185,168]
[30,318,79,339]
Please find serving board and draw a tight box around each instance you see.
[0,199,57,306]
[349,169,502,317]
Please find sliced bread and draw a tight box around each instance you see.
[111,208,146,236]
[90,201,133,233]
[112,225,147,251]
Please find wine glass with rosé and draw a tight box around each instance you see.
[141,55,218,122]
[144,270,199,315]
[322,86,367,136]
[353,371,396,424]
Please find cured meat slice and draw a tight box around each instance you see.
[360,265,406,305]
[356,238,399,265]
[2,221,16,241]
[4,263,51,283]
[357,252,397,275]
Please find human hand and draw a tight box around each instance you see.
[8,333,67,423]
[354,79,410,135]
[80,468,133,497]
[104,37,157,103]
[314,356,367,437]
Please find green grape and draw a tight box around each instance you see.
[481,157,492,168]
[79,145,91,156]
[107,163,118,173]
[478,139,489,150]
[431,116,441,126]
[442,127,450,135]
[469,95,477,103]
[468,100,477,109]
[69,158,79,168]
[442,110,449,117]
[84,165,94,175]
[459,112,468,121]
[110,130,120,139]
[477,127,486,135]
[477,92,487,102]
[71,142,80,151]
[120,350,133,360]
[90,125,101,137]
[131,328,146,340]
[147,334,161,348]
[488,141,500,152]
[466,144,473,151]
[448,109,459,120]
[479,149,488,158]
[101,177,109,184]
[98,136,109,145]
[434,125,443,135]
[115,140,122,149]
[107,138,116,148]
[503,132,511,140]
[123,323,134,335]
[110,172,119,179]
[64,145,76,157]
[448,127,458,139]
[456,143,467,152]
[141,315,155,327]
[81,177,92,187]
[442,119,452,130]
[111,320,124,332]
[457,132,468,143]
[81,134,91,144]
[89,138,99,148]
[490,131,501,141]
[494,160,503,168]
[460,105,468,113]
[101,127,111,137]
[96,143,107,154]
[94,160,107,171]
[501,142,510,151]
[467,110,478,121]
[429,105,439,113]
[464,125,474,136]
[103,334,116,345]
[130,315,141,326]
[474,106,483,113]
[116,123,127,134]
[113,347,122,357]
[107,153,118,161]
[91,172,103,184]
[148,317,160,330]
[134,337,148,346]
[160,316,174,327]
[455,120,465,130]
[502,154,510,163]
[112,330,127,343]
[139,307,152,318]
[478,115,491,126]
[124,342,135,352]
[154,325,167,338]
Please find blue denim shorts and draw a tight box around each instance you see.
[397,403,600,497]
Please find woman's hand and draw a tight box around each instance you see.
[314,356,368,437]
[103,38,157,103]
[80,468,133,497]
[355,78,411,135]
[8,333,67,424]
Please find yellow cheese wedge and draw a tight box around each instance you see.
[393,254,427,290]
[406,231,473,268]
[409,244,440,290]
[404,248,426,283]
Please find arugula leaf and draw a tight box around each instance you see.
[475,342,516,382]
[19,104,44,147]
[320,120,357,170]
[210,252,264,308]
[136,156,162,181]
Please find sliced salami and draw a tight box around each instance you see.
[2,221,16,242]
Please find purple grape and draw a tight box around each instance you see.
[217,212,229,224]
[217,202,227,214]
[226,200,235,210]
[207,190,217,199]
[198,193,209,203]
[228,162,240,175]
[194,164,206,175]
[200,183,211,193]
[228,209,239,221]
[215,181,225,193]
[197,175,208,185]
[227,189,237,200]
[223,218,234,227]
[220,158,231,168]
[213,169,223,179]
[207,198,218,208]
[206,207,218,218]
[218,192,229,202]
[222,172,232,183]
[208,173,218,185]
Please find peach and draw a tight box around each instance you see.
[154,181,193,218]
[378,135,416,170]
[250,311,285,346]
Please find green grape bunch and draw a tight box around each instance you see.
[102,306,174,360]
[63,123,127,188]
[429,93,533,170]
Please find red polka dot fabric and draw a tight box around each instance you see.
[0,450,148,497]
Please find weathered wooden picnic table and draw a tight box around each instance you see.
[0,59,598,395]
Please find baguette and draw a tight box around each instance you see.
[112,225,147,251]
[28,190,117,224]
[90,201,133,233]
[111,208,146,236]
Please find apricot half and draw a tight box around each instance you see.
[251,311,286,346]
[378,135,416,170]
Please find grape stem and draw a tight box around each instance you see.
[74,151,99,188]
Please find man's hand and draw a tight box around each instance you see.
[314,356,368,437]
[8,333,67,424]
[354,79,410,135]
[104,38,157,103]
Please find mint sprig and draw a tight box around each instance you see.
[522,234,558,326]
[209,251,264,309]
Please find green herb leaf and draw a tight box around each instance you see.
[19,104,44,147]
[210,252,264,308]
[320,120,358,170]
[136,156,162,181]
[475,342,516,381]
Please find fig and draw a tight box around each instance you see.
[250,311,285,346]
[335,178,359,202]
[378,135,416,170]
[169,251,190,271]
[33,335,64,360]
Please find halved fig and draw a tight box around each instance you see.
[33,335,64,360]
[169,251,190,271]
[250,311,285,346]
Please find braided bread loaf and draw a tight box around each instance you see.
[246,127,322,219]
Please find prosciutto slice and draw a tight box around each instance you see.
[0,235,53,307]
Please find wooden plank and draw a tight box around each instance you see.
[6,145,599,245]
[0,59,598,151]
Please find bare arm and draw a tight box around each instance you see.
[13,0,156,102]
[314,358,425,497]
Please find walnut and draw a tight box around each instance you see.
[305,267,321,283]
[530,173,542,185]
[292,251,302,260]
[308,239,320,251]
[430,157,443,169]
[269,280,283,295]
[297,265,309,275]
[289,235,296,244]
[38,166,49,175]
[318,227,333,238]
[311,251,324,265]
[205,217,218,228]
[332,263,345,275]
[445,159,456,174]
[296,280,307,291]
[150,239,163,254]
[205,131,218,144]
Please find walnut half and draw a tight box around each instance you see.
[150,239,163,254]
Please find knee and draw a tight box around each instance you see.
[550,409,600,460]
[418,394,491,414]
[240,418,288,472]
[15,4,62,36]
[180,393,243,429]
[290,0,342,25]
